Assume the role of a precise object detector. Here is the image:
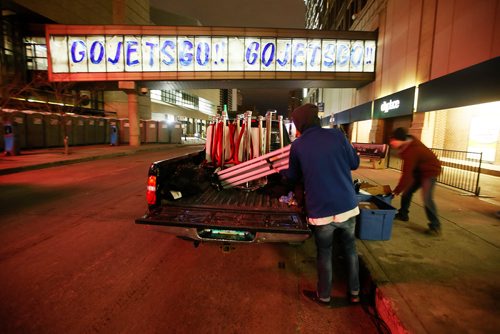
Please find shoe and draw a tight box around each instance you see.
[425,227,442,236]
[349,293,360,303]
[395,213,409,222]
[302,290,332,308]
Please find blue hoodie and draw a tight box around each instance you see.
[282,126,360,218]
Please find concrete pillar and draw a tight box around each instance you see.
[409,111,425,138]
[370,119,385,143]
[232,89,238,111]
[127,92,140,146]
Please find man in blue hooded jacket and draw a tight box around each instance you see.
[282,103,361,307]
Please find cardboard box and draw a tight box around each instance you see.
[360,184,392,196]
[357,182,393,205]
[357,196,396,241]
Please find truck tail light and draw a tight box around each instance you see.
[146,175,157,205]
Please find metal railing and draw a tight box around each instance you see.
[388,148,482,196]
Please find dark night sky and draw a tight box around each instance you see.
[149,0,306,115]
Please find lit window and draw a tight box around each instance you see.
[24,37,48,70]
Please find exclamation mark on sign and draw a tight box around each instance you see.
[365,45,373,65]
[214,42,225,65]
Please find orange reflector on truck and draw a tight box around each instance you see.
[147,175,157,205]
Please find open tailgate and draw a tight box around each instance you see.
[135,187,310,243]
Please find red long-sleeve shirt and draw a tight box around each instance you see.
[393,137,442,195]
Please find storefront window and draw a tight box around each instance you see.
[352,119,372,143]
[431,101,500,165]
[466,102,500,163]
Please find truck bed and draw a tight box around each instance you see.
[136,184,310,243]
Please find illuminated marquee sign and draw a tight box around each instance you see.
[49,36,376,73]
[46,25,377,81]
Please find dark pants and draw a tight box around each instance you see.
[399,177,441,230]
[312,217,360,300]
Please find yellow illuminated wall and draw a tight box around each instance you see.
[432,102,500,164]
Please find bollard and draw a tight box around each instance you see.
[64,136,69,155]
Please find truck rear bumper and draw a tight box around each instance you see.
[135,206,311,243]
[135,224,311,243]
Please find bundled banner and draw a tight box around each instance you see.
[216,145,290,189]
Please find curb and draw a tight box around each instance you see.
[0,151,131,175]
[357,240,427,334]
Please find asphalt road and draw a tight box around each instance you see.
[0,146,381,334]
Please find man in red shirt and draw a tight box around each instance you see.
[389,127,442,236]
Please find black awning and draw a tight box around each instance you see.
[349,101,372,122]
[417,57,500,112]
[334,110,350,125]
[321,114,333,127]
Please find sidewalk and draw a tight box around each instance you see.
[353,162,500,333]
[0,138,205,176]
[1,144,499,333]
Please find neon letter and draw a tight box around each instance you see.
[70,40,86,63]
[89,41,104,64]
[126,41,139,66]
[161,40,175,65]
[261,42,275,67]
[323,43,335,67]
[196,42,209,66]
[350,44,363,67]
[276,43,290,66]
[246,41,259,65]
[179,40,194,67]
[337,44,349,66]
[108,41,122,65]
[292,43,305,67]
[309,44,321,67]
[145,41,158,67]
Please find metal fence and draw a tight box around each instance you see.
[387,148,482,195]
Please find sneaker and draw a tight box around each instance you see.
[425,227,442,236]
[395,213,409,222]
[349,293,360,303]
[302,290,332,308]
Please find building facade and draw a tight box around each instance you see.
[305,0,500,169]
[1,0,221,145]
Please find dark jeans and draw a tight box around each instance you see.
[311,217,360,300]
[399,177,441,230]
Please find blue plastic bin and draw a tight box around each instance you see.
[356,193,371,203]
[357,192,393,205]
[357,196,396,240]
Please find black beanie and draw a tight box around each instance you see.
[391,127,408,141]
[292,103,320,133]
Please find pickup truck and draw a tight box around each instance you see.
[135,114,311,245]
